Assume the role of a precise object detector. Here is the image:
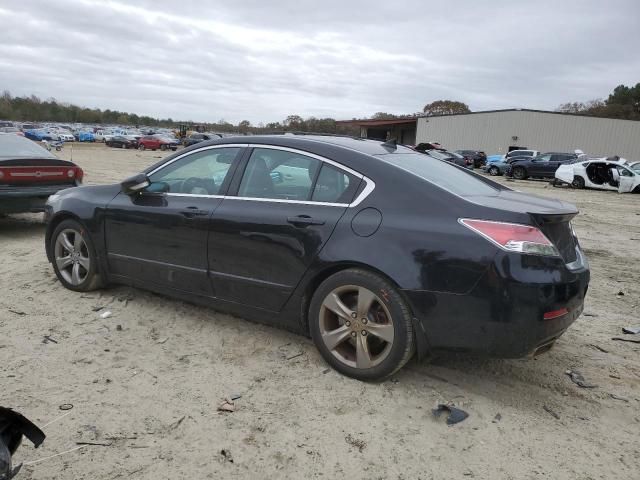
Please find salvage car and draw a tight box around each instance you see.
[44,135,590,380]
[555,157,640,193]
[138,135,178,151]
[106,135,138,149]
[423,148,473,169]
[506,152,578,180]
[484,160,509,176]
[0,134,83,214]
[184,132,222,147]
[456,150,487,168]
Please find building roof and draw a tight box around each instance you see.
[338,109,640,124]
[335,117,418,127]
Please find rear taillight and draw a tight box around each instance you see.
[75,167,84,182]
[543,308,569,320]
[459,218,559,257]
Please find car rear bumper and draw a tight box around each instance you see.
[403,258,590,358]
[0,184,75,213]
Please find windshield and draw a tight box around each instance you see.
[0,133,55,159]
[378,153,501,197]
[630,162,640,173]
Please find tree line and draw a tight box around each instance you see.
[1,83,638,134]
[555,83,640,120]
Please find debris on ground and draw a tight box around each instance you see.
[218,399,236,413]
[116,325,122,331]
[432,404,469,425]
[543,405,560,420]
[1,406,46,479]
[168,416,185,430]
[622,326,640,335]
[286,352,304,360]
[565,369,597,388]
[612,337,640,344]
[609,393,629,403]
[42,335,58,344]
[220,449,233,463]
[345,434,367,452]
[230,394,242,401]
[8,310,26,316]
[587,344,609,353]
[91,306,105,312]
[58,404,73,411]
[616,291,625,298]
[492,413,502,423]
[99,311,112,319]
[75,441,112,447]
[157,337,168,344]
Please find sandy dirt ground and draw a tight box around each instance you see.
[2,143,639,479]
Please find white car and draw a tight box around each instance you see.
[555,157,640,193]
[55,131,75,142]
[505,149,540,161]
[95,130,116,143]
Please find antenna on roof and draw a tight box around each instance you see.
[381,138,397,149]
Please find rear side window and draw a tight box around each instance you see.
[380,153,501,197]
[238,148,359,203]
[311,164,355,203]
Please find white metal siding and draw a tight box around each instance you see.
[416,111,640,159]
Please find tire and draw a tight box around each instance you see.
[489,166,499,176]
[121,143,126,149]
[139,144,145,150]
[160,145,166,151]
[309,269,415,381]
[50,219,102,292]
[572,176,585,189]
[513,166,527,180]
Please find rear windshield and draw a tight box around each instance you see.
[378,153,501,196]
[0,134,55,159]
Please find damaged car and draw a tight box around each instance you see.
[555,157,640,193]
[44,135,590,381]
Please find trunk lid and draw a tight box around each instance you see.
[0,158,82,186]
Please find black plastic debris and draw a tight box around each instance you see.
[565,369,597,388]
[432,404,469,425]
[612,337,640,344]
[0,407,46,480]
[622,326,640,335]
[543,405,560,419]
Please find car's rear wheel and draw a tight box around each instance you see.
[489,166,499,176]
[121,143,126,149]
[572,176,585,189]
[139,144,145,150]
[513,166,527,180]
[51,219,102,292]
[309,269,415,381]
[160,145,166,151]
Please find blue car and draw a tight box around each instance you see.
[23,129,54,141]
[76,131,95,142]
[484,161,509,176]
[486,154,504,164]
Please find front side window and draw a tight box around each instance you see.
[617,166,634,177]
[149,147,240,195]
[536,155,551,162]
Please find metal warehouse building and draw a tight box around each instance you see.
[340,109,640,159]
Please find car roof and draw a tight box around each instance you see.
[213,134,418,156]
[0,133,55,160]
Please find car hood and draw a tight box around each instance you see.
[466,189,578,215]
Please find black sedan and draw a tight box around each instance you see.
[106,136,138,149]
[184,133,222,147]
[456,150,487,168]
[506,152,578,180]
[43,135,590,380]
[0,134,83,214]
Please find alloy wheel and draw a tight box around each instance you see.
[54,229,90,286]
[513,167,526,179]
[319,285,394,369]
[489,166,499,176]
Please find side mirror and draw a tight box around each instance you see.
[120,173,150,195]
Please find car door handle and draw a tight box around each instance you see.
[286,215,325,227]
[180,207,209,218]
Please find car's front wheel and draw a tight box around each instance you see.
[309,269,415,381]
[572,176,585,189]
[139,144,145,150]
[489,166,499,176]
[51,219,102,292]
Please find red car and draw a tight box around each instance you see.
[137,135,178,151]
[0,134,83,214]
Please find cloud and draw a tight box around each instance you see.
[0,0,638,123]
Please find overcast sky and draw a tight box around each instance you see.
[1,0,638,124]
